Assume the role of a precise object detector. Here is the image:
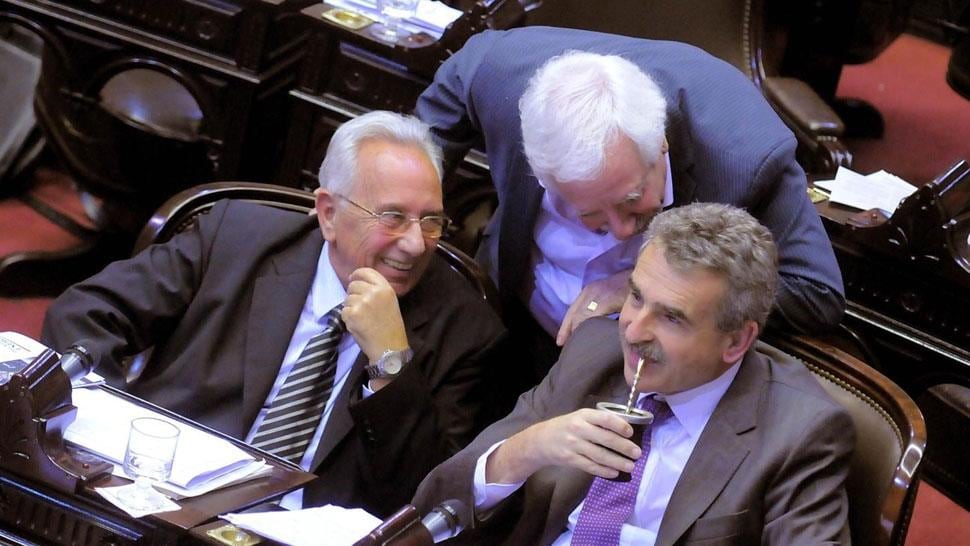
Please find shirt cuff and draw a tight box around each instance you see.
[473,440,525,511]
[361,383,375,399]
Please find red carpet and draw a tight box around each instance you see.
[838,34,970,184]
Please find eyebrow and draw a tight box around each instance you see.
[656,303,691,325]
[627,278,693,326]
[577,180,648,217]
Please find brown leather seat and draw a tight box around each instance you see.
[761,334,927,546]
[524,0,853,176]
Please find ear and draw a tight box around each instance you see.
[721,320,759,363]
[316,189,338,242]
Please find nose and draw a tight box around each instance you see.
[396,220,427,255]
[624,307,656,344]
[606,208,638,240]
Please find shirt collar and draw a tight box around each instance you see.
[644,357,742,440]
[312,241,348,323]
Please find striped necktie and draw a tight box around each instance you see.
[571,396,672,546]
[251,304,345,463]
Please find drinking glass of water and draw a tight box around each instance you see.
[370,0,420,43]
[117,417,180,511]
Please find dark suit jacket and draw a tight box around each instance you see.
[42,200,506,517]
[415,26,845,334]
[414,318,854,545]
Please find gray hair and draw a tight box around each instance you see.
[519,50,667,184]
[641,203,779,331]
[318,111,444,193]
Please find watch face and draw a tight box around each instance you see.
[383,354,403,375]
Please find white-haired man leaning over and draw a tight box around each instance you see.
[416,27,844,388]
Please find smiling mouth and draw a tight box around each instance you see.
[381,257,414,272]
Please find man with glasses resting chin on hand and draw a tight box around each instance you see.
[42,111,506,517]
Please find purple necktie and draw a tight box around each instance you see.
[571,396,672,546]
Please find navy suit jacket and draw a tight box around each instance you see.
[43,200,506,516]
[413,318,854,545]
[415,27,844,333]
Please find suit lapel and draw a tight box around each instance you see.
[309,352,367,470]
[655,352,764,546]
[243,229,323,427]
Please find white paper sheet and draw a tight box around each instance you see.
[67,388,256,490]
[223,505,382,546]
[821,166,918,216]
[0,331,47,374]
[326,0,462,39]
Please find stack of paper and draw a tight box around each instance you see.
[66,387,270,498]
[814,166,918,217]
[223,505,382,546]
[0,331,47,377]
[327,0,463,39]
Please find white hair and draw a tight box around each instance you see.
[318,111,444,193]
[519,51,667,184]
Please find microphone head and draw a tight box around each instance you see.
[60,340,97,380]
[421,499,466,543]
[65,341,94,365]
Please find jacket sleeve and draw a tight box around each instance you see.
[41,202,227,381]
[751,138,845,333]
[414,31,494,174]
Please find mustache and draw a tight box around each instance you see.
[632,341,666,364]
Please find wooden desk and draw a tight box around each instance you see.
[814,198,970,393]
[0,386,314,546]
[813,167,970,508]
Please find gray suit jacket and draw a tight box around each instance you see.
[415,26,845,334]
[413,317,854,545]
[43,200,507,516]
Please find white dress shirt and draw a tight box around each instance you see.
[527,156,674,336]
[473,360,742,546]
[245,242,363,509]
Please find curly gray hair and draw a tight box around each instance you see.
[641,203,779,331]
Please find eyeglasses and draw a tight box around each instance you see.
[336,194,451,239]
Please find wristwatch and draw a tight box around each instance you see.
[365,348,414,380]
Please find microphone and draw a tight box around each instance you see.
[420,499,466,543]
[58,341,96,382]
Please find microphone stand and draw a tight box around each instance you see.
[353,505,434,546]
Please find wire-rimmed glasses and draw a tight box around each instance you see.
[337,194,451,238]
